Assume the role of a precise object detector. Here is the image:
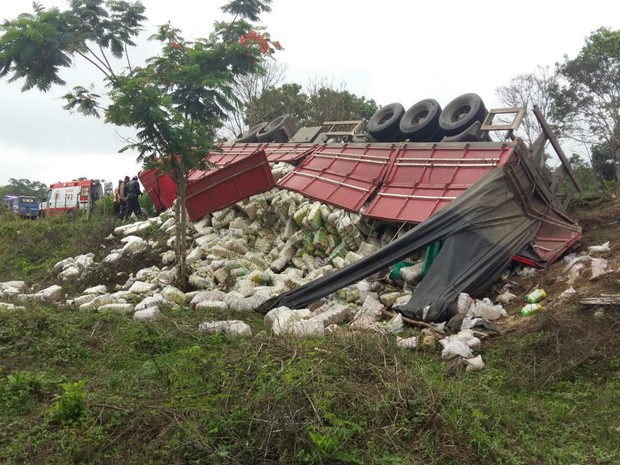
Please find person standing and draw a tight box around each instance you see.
[123,176,146,220]
[113,179,123,218]
[120,176,130,219]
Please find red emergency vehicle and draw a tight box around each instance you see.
[39,180,104,217]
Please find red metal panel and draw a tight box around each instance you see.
[513,221,582,266]
[277,144,398,212]
[185,150,275,221]
[363,143,517,223]
[139,168,177,211]
[206,143,262,165]
[262,143,318,163]
[139,144,267,211]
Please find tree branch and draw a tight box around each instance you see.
[75,50,113,80]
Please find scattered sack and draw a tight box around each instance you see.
[457,293,474,316]
[38,285,64,303]
[133,307,161,322]
[495,290,518,305]
[199,320,252,337]
[559,286,577,300]
[588,241,610,254]
[464,355,485,372]
[468,298,507,321]
[590,258,609,280]
[396,336,419,350]
[379,313,404,334]
[161,285,187,305]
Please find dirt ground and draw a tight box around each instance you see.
[486,198,620,331]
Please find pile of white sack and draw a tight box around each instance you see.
[0,172,518,371]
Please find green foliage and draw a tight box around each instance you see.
[0,214,116,282]
[592,142,617,181]
[0,1,146,92]
[48,380,90,425]
[220,0,272,22]
[93,194,115,216]
[557,153,611,203]
[2,370,55,415]
[555,27,620,193]
[246,81,379,128]
[0,178,48,199]
[0,298,618,464]
[139,191,155,215]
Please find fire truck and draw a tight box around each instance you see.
[39,180,104,217]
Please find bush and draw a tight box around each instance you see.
[48,380,90,425]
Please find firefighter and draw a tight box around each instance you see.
[123,176,146,220]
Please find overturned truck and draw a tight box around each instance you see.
[140,93,581,323]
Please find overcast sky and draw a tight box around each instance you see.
[1,0,620,187]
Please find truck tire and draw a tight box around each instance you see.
[256,114,297,142]
[439,93,487,136]
[399,99,442,141]
[234,122,268,143]
[367,103,405,141]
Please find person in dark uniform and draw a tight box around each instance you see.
[123,176,146,220]
[119,176,130,218]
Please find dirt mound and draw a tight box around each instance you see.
[483,199,620,387]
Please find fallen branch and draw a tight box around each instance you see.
[580,294,620,305]
[381,308,445,335]
[90,402,133,413]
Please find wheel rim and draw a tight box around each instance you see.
[411,109,429,124]
[452,104,472,122]
[378,111,394,125]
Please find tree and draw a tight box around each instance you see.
[554,27,620,196]
[557,153,606,199]
[591,142,616,182]
[495,66,570,145]
[245,80,378,130]
[245,82,308,127]
[305,79,378,127]
[0,178,48,199]
[0,0,279,289]
[224,59,287,137]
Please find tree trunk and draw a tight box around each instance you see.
[615,144,620,199]
[174,176,189,291]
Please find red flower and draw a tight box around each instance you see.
[273,41,282,50]
[171,42,181,49]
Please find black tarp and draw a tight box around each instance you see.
[257,158,552,322]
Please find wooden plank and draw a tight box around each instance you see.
[580,295,620,305]
[533,105,581,192]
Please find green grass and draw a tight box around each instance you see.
[1,215,619,464]
[0,304,618,464]
[0,214,118,284]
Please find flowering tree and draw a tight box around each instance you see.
[0,0,280,289]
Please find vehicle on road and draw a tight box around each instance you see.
[4,195,39,219]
